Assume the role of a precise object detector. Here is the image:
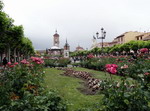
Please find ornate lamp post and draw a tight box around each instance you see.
[95,27,106,54]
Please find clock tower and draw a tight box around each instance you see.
[53,30,60,47]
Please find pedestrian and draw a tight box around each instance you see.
[3,57,8,68]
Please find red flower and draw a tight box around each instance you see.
[7,62,11,65]
[105,64,118,74]
[21,59,29,64]
[87,54,94,59]
[112,64,118,68]
[110,67,117,74]
[30,57,44,64]
[105,64,112,68]
[144,72,150,76]
[9,65,15,68]
[140,48,148,53]
[14,62,19,65]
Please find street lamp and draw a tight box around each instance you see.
[95,27,106,55]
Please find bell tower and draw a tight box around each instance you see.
[53,30,59,47]
[64,39,70,58]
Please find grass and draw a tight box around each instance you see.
[44,67,130,110]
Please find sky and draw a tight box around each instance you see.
[3,0,150,51]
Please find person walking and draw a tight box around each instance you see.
[3,57,8,68]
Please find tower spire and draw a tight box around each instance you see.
[55,29,57,34]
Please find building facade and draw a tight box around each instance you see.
[113,31,144,45]
[64,39,70,58]
[135,32,150,41]
[47,31,70,58]
[90,31,149,49]
[75,45,84,51]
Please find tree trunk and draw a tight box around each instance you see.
[14,48,17,62]
[7,46,11,62]
[17,51,20,62]
[0,53,2,64]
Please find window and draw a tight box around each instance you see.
[121,37,123,42]
[66,52,68,56]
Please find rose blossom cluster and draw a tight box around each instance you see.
[30,57,44,64]
[144,72,150,76]
[139,48,148,53]
[21,59,29,64]
[7,62,19,68]
[87,54,94,59]
[105,64,118,74]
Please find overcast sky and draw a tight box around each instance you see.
[3,0,150,51]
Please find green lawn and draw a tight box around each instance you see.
[44,67,124,110]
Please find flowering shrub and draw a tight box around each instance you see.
[87,53,94,59]
[6,62,19,68]
[31,56,44,64]
[0,57,66,111]
[79,54,150,79]
[21,59,29,64]
[139,48,148,53]
[100,79,150,111]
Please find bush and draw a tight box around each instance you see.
[44,59,57,67]
[57,58,70,67]
[100,78,150,111]
[44,58,70,67]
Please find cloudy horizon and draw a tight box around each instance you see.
[3,0,150,51]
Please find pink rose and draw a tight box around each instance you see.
[21,59,29,64]
[7,62,11,65]
[14,62,19,65]
[140,48,148,53]
[112,64,118,68]
[144,72,150,76]
[105,64,112,68]
[110,67,117,74]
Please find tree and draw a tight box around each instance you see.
[20,37,34,59]
[4,25,24,62]
[0,0,3,11]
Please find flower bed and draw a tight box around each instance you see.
[80,53,150,80]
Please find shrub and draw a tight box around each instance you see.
[100,79,150,111]
[44,59,57,67]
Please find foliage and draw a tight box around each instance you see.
[44,58,70,67]
[0,0,3,10]
[80,57,116,71]
[71,41,150,58]
[44,59,57,67]
[100,78,150,111]
[0,0,34,61]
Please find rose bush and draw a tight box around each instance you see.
[99,79,150,111]
[0,57,67,111]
